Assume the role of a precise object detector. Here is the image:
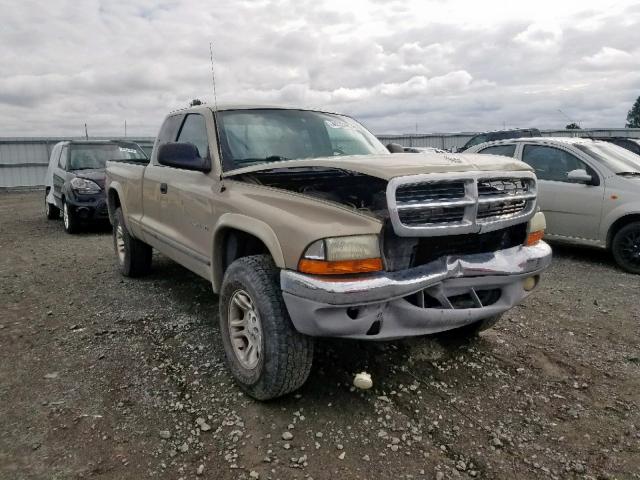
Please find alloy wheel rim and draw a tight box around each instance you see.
[619,229,640,267]
[227,289,262,370]
[115,225,126,263]
[63,203,69,229]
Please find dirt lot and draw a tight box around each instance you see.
[1,190,639,480]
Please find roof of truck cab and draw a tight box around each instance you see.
[170,104,342,115]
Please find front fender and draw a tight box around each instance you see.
[601,201,640,246]
[211,213,286,293]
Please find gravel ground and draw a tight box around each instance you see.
[1,190,639,480]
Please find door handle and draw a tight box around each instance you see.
[160,183,168,194]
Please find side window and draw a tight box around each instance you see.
[156,115,183,145]
[49,144,61,165]
[177,114,209,158]
[58,146,68,170]
[522,145,591,182]
[478,144,516,157]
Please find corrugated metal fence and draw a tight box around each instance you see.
[2,129,640,188]
[0,137,154,189]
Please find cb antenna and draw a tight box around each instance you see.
[208,41,225,184]
[209,42,218,111]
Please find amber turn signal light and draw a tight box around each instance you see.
[298,258,383,275]
[525,230,544,246]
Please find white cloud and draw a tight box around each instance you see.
[583,46,635,69]
[0,0,639,136]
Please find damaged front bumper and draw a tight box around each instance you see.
[280,241,552,339]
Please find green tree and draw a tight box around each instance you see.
[565,123,581,130]
[189,99,203,107]
[627,96,640,128]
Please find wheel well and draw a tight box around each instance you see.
[607,214,640,248]
[214,228,271,289]
[107,189,121,223]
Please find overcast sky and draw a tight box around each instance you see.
[1,0,639,137]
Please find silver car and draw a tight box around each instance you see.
[467,137,640,273]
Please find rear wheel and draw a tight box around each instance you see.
[112,207,152,277]
[62,200,79,233]
[45,191,59,220]
[611,221,640,274]
[219,255,314,400]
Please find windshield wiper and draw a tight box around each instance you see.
[617,172,640,177]
[235,156,291,166]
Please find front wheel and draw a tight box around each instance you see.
[62,200,79,233]
[219,255,314,400]
[446,314,502,339]
[112,207,152,277]
[611,221,640,274]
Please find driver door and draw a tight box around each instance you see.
[519,144,604,241]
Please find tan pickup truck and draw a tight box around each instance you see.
[105,105,551,400]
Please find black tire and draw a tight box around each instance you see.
[62,200,80,233]
[45,191,59,220]
[447,314,502,338]
[611,221,640,274]
[219,255,314,400]
[112,207,152,277]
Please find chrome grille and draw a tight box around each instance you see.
[396,181,466,204]
[386,171,537,237]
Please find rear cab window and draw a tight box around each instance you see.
[153,115,184,162]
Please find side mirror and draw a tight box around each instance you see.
[157,143,210,172]
[386,143,405,153]
[567,169,593,184]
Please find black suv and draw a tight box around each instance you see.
[44,140,147,233]
[594,137,640,156]
[460,128,541,151]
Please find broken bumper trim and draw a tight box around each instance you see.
[280,241,552,339]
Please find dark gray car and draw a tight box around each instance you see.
[44,140,147,233]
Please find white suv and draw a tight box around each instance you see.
[467,137,640,273]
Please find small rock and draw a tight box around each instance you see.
[249,471,260,479]
[338,452,346,460]
[196,465,205,476]
[436,471,445,480]
[492,437,503,448]
[315,432,323,438]
[178,442,189,453]
[159,430,171,439]
[44,372,58,379]
[282,431,293,441]
[362,454,370,461]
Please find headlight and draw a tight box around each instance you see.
[70,177,101,194]
[525,211,546,246]
[298,235,383,275]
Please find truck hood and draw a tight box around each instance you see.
[223,153,532,180]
